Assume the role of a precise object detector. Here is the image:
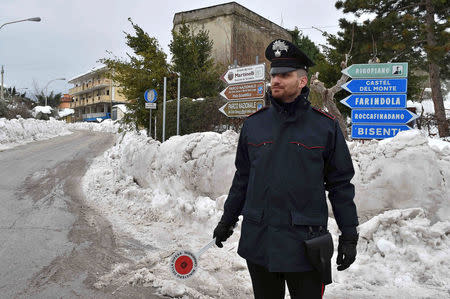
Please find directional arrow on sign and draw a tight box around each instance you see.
[219,99,265,117]
[220,81,265,101]
[221,64,265,84]
[341,94,407,109]
[352,124,412,139]
[351,109,418,124]
[342,62,408,78]
[342,78,408,94]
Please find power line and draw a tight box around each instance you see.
[296,25,340,29]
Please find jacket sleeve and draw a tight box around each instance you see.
[324,121,359,235]
[220,122,250,226]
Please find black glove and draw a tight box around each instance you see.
[337,234,358,271]
[213,221,234,248]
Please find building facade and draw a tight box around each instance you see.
[173,2,292,67]
[58,94,72,109]
[68,66,129,122]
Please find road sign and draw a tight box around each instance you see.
[342,62,408,78]
[144,89,157,103]
[341,78,407,94]
[218,99,265,117]
[145,102,156,109]
[341,94,407,109]
[220,81,265,101]
[221,63,265,84]
[352,124,412,139]
[351,109,418,124]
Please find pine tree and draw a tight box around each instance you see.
[100,18,173,130]
[334,0,449,136]
[169,23,222,98]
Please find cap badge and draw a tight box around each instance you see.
[272,40,288,58]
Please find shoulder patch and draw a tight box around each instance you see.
[247,106,269,118]
[311,106,336,120]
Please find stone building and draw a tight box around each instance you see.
[173,2,292,68]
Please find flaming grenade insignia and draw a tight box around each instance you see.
[272,40,289,57]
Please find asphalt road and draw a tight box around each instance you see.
[0,130,161,298]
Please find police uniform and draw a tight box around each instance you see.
[215,39,359,298]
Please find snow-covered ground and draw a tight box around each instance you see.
[82,129,450,298]
[1,117,449,297]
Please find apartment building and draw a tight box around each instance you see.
[68,66,129,122]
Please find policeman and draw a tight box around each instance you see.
[213,39,359,299]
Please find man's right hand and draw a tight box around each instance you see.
[213,221,234,248]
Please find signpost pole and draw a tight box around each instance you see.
[149,109,152,138]
[163,77,166,142]
[155,117,157,141]
[177,75,180,135]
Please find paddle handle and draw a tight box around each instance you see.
[195,238,216,257]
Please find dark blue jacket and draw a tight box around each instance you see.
[221,87,358,272]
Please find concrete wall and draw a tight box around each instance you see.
[173,2,292,67]
[174,15,233,65]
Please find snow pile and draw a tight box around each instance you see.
[349,129,450,221]
[0,117,72,151]
[327,208,450,298]
[82,128,450,298]
[67,119,120,133]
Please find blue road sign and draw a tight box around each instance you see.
[351,109,418,124]
[144,89,157,103]
[341,94,407,109]
[342,78,407,93]
[352,124,412,139]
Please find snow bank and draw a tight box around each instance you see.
[327,208,449,298]
[0,118,121,151]
[0,118,72,151]
[82,128,450,298]
[67,119,120,133]
[350,129,450,221]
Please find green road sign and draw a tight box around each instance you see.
[342,62,408,78]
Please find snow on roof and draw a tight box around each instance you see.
[407,99,450,115]
[58,108,74,118]
[68,65,107,83]
[113,104,128,113]
[32,106,53,114]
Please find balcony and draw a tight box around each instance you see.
[71,79,112,96]
[82,112,111,122]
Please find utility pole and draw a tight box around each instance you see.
[1,65,4,100]
[177,75,180,135]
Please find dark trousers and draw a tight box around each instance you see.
[246,260,324,299]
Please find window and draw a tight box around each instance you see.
[106,89,110,96]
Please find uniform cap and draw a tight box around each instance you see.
[265,39,315,74]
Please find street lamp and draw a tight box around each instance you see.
[44,78,65,107]
[0,17,41,30]
[0,17,41,100]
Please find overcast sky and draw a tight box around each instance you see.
[0,0,349,96]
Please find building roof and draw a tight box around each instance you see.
[173,2,288,34]
[68,65,107,84]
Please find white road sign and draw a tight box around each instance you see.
[220,63,265,84]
